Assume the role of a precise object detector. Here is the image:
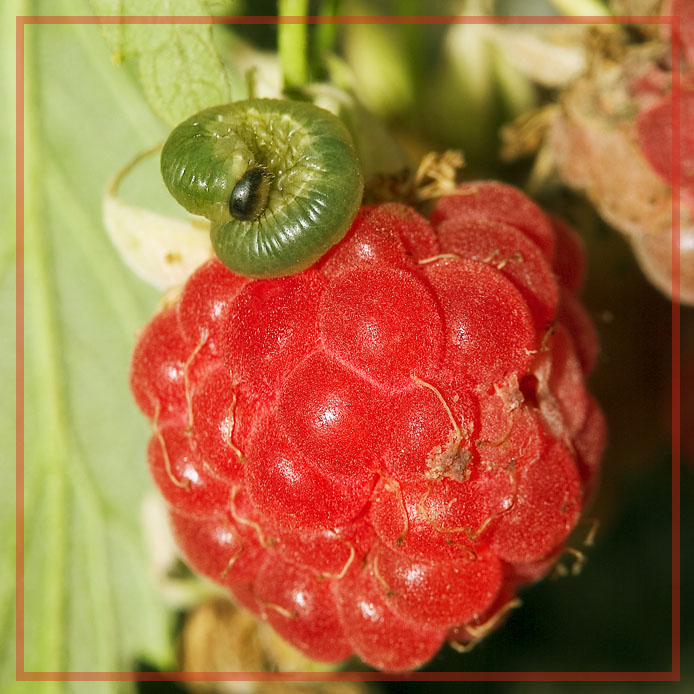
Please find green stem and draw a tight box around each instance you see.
[313,0,340,64]
[278,0,310,89]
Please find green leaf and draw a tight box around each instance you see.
[1,0,21,689]
[5,0,185,690]
[89,0,235,126]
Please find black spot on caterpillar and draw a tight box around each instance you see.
[160,99,364,278]
[228,166,271,221]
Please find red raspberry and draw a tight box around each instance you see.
[130,183,605,671]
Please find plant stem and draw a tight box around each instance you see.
[314,0,341,63]
[278,0,310,89]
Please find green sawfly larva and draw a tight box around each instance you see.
[160,98,364,278]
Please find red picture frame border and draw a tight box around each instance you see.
[14,12,682,684]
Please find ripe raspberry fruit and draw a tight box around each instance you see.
[130,183,605,671]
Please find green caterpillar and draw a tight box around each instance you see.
[160,99,364,278]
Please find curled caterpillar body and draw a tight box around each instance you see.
[160,99,364,278]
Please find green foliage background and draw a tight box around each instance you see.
[4,0,691,692]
